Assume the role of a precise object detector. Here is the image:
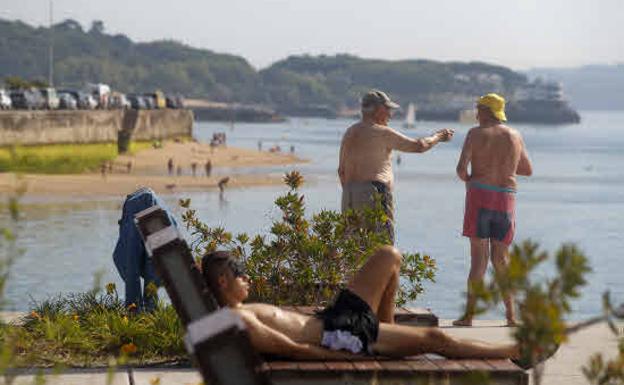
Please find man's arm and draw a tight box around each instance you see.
[238,311,353,360]
[456,129,473,182]
[338,139,346,186]
[387,128,453,153]
[516,136,532,176]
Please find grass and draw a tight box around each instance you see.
[1,286,187,367]
[0,142,153,174]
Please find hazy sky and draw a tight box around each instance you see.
[2,0,623,70]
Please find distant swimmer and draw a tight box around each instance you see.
[218,176,230,193]
[167,158,174,176]
[204,159,212,177]
[454,93,533,328]
[338,89,454,244]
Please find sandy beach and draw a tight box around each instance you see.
[0,141,305,196]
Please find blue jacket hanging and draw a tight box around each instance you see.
[113,187,178,310]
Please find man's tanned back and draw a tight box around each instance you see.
[461,124,532,190]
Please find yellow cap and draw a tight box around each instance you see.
[477,93,507,122]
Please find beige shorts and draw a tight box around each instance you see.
[341,181,394,243]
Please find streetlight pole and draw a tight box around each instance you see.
[48,0,54,87]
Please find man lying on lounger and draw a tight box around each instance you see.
[201,246,551,369]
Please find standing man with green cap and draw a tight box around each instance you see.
[338,89,454,244]
[454,93,533,327]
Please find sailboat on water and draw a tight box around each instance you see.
[403,103,416,129]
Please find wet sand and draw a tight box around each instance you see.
[0,141,305,196]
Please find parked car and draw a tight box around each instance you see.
[0,89,11,109]
[9,89,45,110]
[127,94,147,109]
[109,92,131,109]
[165,94,185,109]
[58,92,78,110]
[86,83,111,108]
[141,94,156,109]
[40,88,60,109]
[59,89,96,109]
[144,90,166,109]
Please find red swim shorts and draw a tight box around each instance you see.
[462,183,516,245]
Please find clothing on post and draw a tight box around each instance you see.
[113,187,178,311]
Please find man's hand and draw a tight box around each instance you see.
[435,128,455,142]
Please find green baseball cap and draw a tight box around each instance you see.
[361,89,400,109]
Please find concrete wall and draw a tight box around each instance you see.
[0,109,193,146]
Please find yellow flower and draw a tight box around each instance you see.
[120,343,137,355]
[149,377,161,385]
[73,314,79,321]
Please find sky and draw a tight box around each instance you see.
[1,0,623,70]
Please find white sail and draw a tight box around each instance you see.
[404,103,416,128]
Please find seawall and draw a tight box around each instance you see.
[0,109,193,146]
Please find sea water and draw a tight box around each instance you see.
[2,111,623,320]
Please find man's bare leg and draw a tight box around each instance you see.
[347,245,401,323]
[453,238,489,326]
[372,322,518,359]
[491,240,517,326]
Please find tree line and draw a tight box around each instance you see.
[0,18,531,114]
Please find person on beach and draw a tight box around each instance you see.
[338,89,454,244]
[453,93,533,327]
[200,247,546,367]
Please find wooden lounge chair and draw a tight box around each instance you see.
[135,205,529,385]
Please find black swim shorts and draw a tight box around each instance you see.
[316,289,379,354]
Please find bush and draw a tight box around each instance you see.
[473,240,592,385]
[0,142,152,174]
[181,170,436,306]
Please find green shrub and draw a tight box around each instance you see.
[0,142,152,174]
[181,170,436,306]
[473,240,592,385]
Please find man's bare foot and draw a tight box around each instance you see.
[452,317,473,327]
[506,318,518,327]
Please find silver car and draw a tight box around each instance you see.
[0,89,12,109]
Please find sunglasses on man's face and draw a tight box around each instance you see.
[228,260,246,278]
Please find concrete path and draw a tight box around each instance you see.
[2,320,620,385]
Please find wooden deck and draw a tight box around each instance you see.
[266,307,527,384]
[261,356,528,385]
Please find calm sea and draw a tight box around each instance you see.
[2,111,623,320]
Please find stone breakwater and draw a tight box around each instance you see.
[0,109,193,146]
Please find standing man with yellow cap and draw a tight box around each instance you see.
[453,93,533,327]
[339,89,454,244]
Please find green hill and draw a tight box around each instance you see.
[1,18,535,114]
[260,54,528,114]
[0,19,264,102]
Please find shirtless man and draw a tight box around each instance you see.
[200,247,524,363]
[454,93,533,327]
[338,89,454,244]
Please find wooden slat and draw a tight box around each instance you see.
[458,359,495,371]
[486,359,523,371]
[378,360,413,372]
[352,360,383,371]
[404,357,439,371]
[268,361,299,371]
[297,361,329,371]
[324,361,356,371]
[394,307,439,326]
[428,357,465,371]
